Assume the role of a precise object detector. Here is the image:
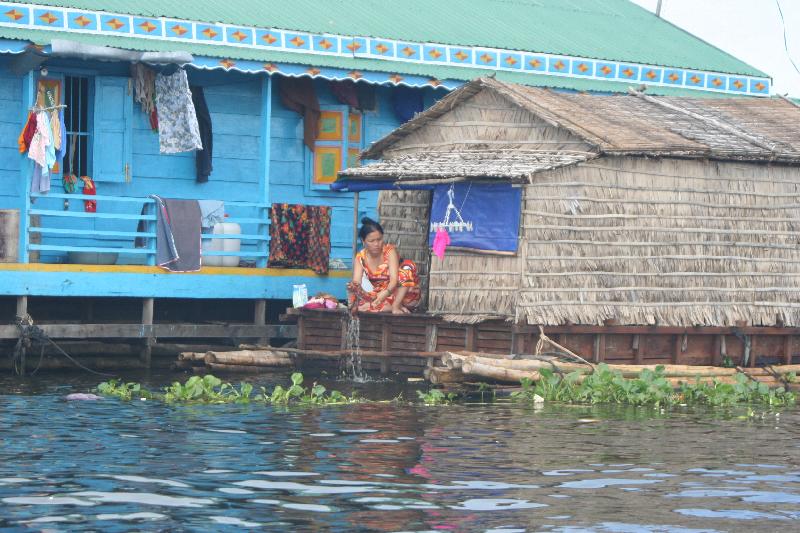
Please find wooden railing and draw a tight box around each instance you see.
[27,193,270,267]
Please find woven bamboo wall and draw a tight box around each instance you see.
[382,90,593,159]
[378,190,432,308]
[519,156,800,326]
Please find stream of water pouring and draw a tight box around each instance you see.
[342,313,367,381]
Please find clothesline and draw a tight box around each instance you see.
[29,104,67,112]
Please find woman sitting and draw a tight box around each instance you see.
[347,217,421,314]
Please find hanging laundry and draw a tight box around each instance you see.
[330,79,359,108]
[80,176,96,213]
[131,62,157,116]
[149,195,202,273]
[154,69,203,154]
[268,203,331,274]
[27,111,50,169]
[356,83,377,112]
[49,109,61,152]
[432,228,451,260]
[17,112,37,154]
[30,163,50,194]
[279,76,320,151]
[55,108,66,165]
[190,86,213,183]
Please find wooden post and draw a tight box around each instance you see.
[749,335,757,368]
[671,335,681,364]
[465,325,478,351]
[297,314,306,350]
[140,298,154,368]
[712,335,722,366]
[425,324,437,368]
[254,299,267,346]
[380,318,392,374]
[784,335,793,366]
[352,191,360,262]
[593,334,605,363]
[632,334,642,364]
[16,296,27,376]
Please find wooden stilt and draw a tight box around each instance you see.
[632,334,642,364]
[425,323,438,368]
[465,325,477,351]
[672,334,681,365]
[140,298,154,368]
[381,319,391,375]
[784,335,793,366]
[254,299,267,346]
[749,335,757,368]
[16,296,28,376]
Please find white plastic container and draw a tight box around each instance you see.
[202,221,241,267]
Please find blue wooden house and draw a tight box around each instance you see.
[0,0,773,359]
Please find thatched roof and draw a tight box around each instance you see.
[341,150,593,183]
[361,77,800,164]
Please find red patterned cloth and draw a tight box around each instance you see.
[268,203,331,274]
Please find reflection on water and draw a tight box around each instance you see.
[0,371,798,531]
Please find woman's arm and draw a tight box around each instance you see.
[351,255,364,284]
[385,247,400,294]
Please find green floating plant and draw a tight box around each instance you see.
[511,364,796,408]
[417,388,458,405]
[96,372,359,406]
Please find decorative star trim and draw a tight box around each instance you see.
[171,24,188,36]
[262,32,277,44]
[74,15,92,27]
[306,67,321,75]
[600,65,612,75]
[388,74,404,83]
[106,18,124,30]
[645,70,657,80]
[401,46,416,57]
[553,60,565,70]
[711,77,723,87]
[577,62,589,73]
[231,30,248,42]
[454,51,469,61]
[504,56,518,66]
[220,59,235,69]
[5,9,24,21]
[622,68,634,78]
[289,36,305,47]
[318,38,333,50]
[529,58,541,68]
[668,72,680,82]
[201,27,218,38]
[755,82,766,91]
[348,70,363,79]
[346,41,362,52]
[428,48,442,59]
[689,75,701,84]
[39,12,58,24]
[479,53,494,64]
[374,43,389,54]
[732,80,744,89]
[139,21,157,33]
[263,63,278,71]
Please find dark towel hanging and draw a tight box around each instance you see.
[191,86,213,183]
[330,79,359,107]
[278,76,320,151]
[391,86,423,124]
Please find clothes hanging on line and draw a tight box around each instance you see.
[149,195,202,273]
[279,76,320,151]
[190,85,213,182]
[17,112,36,153]
[155,69,203,154]
[268,203,331,274]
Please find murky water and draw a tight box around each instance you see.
[0,371,798,532]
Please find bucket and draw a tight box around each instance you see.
[202,221,241,267]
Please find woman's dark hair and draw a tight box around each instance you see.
[358,217,384,241]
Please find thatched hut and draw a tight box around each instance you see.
[340,78,800,337]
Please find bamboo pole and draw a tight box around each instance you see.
[461,360,540,382]
[207,362,290,374]
[423,366,467,384]
[204,350,292,367]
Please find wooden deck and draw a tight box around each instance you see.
[289,308,800,375]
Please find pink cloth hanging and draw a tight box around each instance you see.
[432,228,450,259]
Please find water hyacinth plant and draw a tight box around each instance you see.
[96,372,359,406]
[511,364,796,407]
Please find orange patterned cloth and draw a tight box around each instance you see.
[350,244,420,313]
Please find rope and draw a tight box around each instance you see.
[534,326,595,370]
[12,314,114,377]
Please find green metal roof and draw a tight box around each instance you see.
[7,0,765,76]
[0,25,746,98]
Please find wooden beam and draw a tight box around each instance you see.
[254,299,267,345]
[0,323,297,339]
[465,325,477,351]
[633,334,643,365]
[784,335,793,366]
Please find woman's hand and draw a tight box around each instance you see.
[373,288,391,307]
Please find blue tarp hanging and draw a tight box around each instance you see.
[428,182,521,252]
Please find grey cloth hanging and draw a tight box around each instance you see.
[155,69,203,154]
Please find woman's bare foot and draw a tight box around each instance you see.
[392,306,410,314]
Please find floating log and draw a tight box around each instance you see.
[461,359,540,383]
[204,349,292,367]
[423,366,467,384]
[207,362,290,374]
[178,351,208,362]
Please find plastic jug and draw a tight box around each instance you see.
[202,220,241,267]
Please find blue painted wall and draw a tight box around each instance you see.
[0,53,444,298]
